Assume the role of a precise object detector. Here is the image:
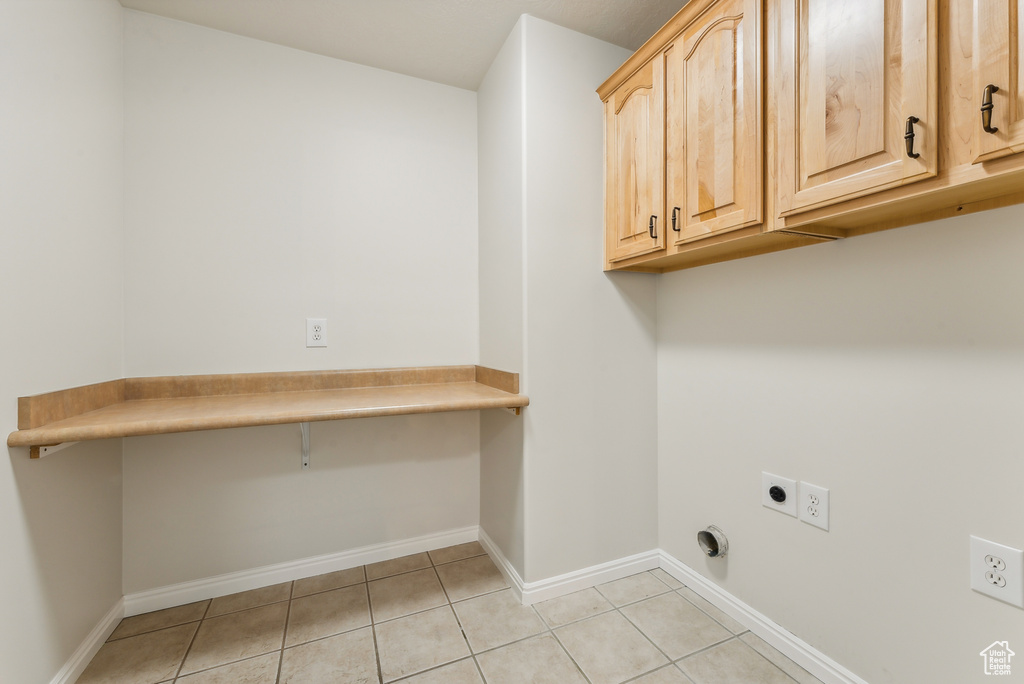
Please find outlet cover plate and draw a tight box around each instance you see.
[970,536,1024,608]
[762,472,797,517]
[798,481,830,531]
[306,318,327,348]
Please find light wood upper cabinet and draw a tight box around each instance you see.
[773,0,938,217]
[604,57,665,263]
[666,0,762,244]
[598,0,1024,273]
[973,0,1024,162]
[600,0,791,272]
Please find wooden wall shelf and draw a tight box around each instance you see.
[7,366,527,458]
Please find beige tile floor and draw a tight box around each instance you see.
[78,542,825,684]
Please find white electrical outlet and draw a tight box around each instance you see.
[762,472,797,517]
[306,318,327,348]
[970,535,1024,608]
[797,481,830,531]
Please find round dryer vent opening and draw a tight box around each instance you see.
[697,525,729,558]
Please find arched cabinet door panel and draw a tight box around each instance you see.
[605,56,665,264]
[667,0,762,245]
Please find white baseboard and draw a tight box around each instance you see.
[477,538,865,684]
[478,529,659,606]
[478,528,527,601]
[658,551,869,684]
[88,534,864,684]
[124,525,478,616]
[50,598,124,684]
[520,549,660,605]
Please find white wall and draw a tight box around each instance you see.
[123,10,479,376]
[478,19,527,575]
[658,207,1024,683]
[0,1,124,681]
[122,11,482,593]
[123,417,479,593]
[14,6,1013,682]
[478,16,659,584]
[520,17,658,582]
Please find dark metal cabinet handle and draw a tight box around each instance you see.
[648,215,658,239]
[982,84,1000,134]
[671,207,681,232]
[904,116,920,159]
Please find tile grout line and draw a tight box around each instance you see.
[169,599,211,682]
[618,662,690,684]
[672,635,811,684]
[374,549,496,680]
[526,585,602,684]
[366,579,386,684]
[730,634,809,684]
[173,547,497,682]
[433,548,489,683]
[365,548,486,583]
[106,617,203,644]
[530,584,608,684]
[174,652,282,683]
[380,546,545,682]
[386,656,480,683]
[430,553,457,607]
[194,596,291,620]
[673,634,743,664]
[217,581,795,684]
[672,586,749,636]
[471,653,488,684]
[105,599,212,644]
[739,633,825,684]
[360,561,386,684]
[598,571,784,683]
[535,599,616,631]
[362,567,389,684]
[546,619,596,684]
[561,570,779,681]
[175,591,294,682]
[596,572,683,677]
[464,618,556,658]
[369,583,510,629]
[94,549,819,684]
[244,570,508,660]
[614,602,678,667]
[448,591,595,684]
[551,570,693,684]
[273,581,295,684]
[520,593,593,679]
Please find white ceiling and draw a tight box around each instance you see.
[117,0,685,90]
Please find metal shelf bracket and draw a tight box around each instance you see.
[300,422,310,470]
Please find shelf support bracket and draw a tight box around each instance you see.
[300,422,310,470]
[30,442,78,459]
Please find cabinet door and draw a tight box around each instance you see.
[974,0,1024,162]
[774,0,937,217]
[605,57,665,264]
[666,0,761,244]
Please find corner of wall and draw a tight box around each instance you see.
[477,15,528,580]
[1,1,126,680]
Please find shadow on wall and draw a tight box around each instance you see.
[655,206,1024,684]
[9,439,122,670]
[605,269,659,341]
[658,208,1024,351]
[121,412,481,593]
[479,408,525,578]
